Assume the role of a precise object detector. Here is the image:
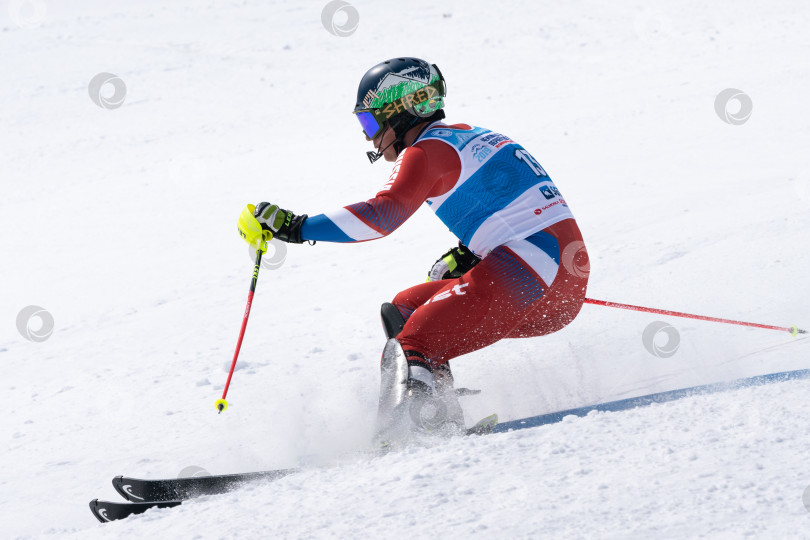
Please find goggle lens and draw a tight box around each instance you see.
[356,111,381,138]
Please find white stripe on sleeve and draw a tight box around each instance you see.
[326,207,383,241]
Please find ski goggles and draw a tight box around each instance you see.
[353,80,446,139]
[355,110,384,139]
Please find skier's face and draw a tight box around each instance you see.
[368,124,398,162]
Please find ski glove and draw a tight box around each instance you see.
[237,204,273,251]
[253,202,308,244]
[426,242,481,281]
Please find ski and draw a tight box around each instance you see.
[97,415,498,524]
[113,468,298,502]
[89,499,182,523]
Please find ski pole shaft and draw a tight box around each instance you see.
[216,248,264,414]
[584,297,806,336]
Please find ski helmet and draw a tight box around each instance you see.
[353,57,446,162]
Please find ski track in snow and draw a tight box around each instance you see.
[1,0,809,538]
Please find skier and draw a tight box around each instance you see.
[237,57,590,443]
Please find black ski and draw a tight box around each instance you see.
[113,468,298,502]
[94,418,499,522]
[89,499,182,523]
[107,415,496,507]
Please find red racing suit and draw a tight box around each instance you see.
[300,122,589,367]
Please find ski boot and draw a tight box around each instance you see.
[372,339,465,449]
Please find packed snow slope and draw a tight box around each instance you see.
[1,0,809,538]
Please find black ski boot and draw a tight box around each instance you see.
[373,340,465,448]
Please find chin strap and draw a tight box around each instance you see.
[366,125,398,164]
[366,115,422,164]
[366,147,387,164]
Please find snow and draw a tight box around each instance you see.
[71,380,810,539]
[1,0,809,538]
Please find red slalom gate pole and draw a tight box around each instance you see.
[216,247,264,414]
[584,298,807,336]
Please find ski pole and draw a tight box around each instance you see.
[584,297,806,336]
[216,240,269,414]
